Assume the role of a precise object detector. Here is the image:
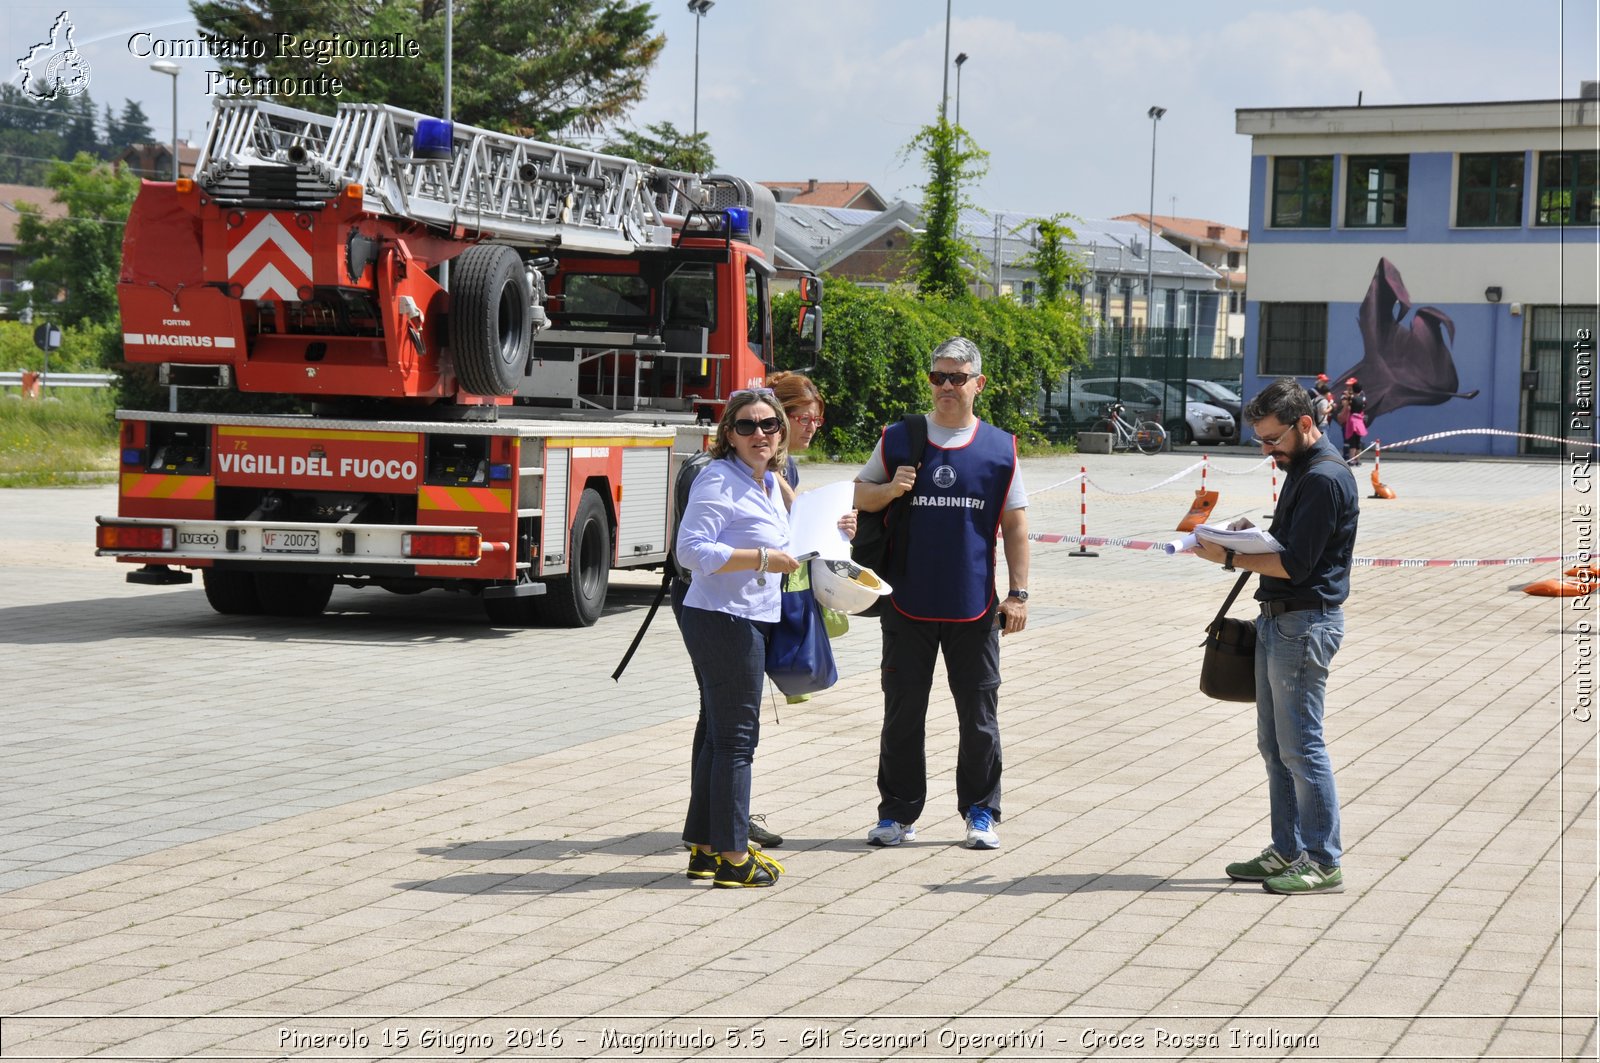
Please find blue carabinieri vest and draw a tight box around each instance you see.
[882,418,1016,622]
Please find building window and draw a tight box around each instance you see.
[1345,155,1408,227]
[1457,152,1525,227]
[1536,151,1599,225]
[1271,156,1333,227]
[1258,302,1327,376]
[1226,250,1240,269]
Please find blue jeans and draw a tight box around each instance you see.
[679,605,769,854]
[1255,606,1344,868]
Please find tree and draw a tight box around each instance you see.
[61,94,100,159]
[902,118,989,300]
[1012,214,1084,305]
[14,154,140,327]
[102,104,123,158]
[117,100,155,148]
[601,120,713,172]
[189,0,664,137]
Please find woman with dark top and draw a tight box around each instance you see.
[675,389,802,888]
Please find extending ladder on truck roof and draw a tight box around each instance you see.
[194,98,706,256]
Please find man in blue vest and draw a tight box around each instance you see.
[853,337,1030,851]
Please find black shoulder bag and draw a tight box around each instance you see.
[1199,572,1255,702]
[850,415,928,617]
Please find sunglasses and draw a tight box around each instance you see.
[928,371,974,387]
[730,387,777,401]
[732,417,783,437]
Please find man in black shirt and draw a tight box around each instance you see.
[1194,378,1359,895]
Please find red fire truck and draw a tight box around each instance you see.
[95,99,820,625]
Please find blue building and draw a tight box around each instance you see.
[1237,94,1598,456]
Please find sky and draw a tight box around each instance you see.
[4,0,1597,229]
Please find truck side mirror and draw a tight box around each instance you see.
[796,305,821,357]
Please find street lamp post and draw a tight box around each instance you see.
[940,0,952,121]
[149,60,180,181]
[687,0,714,142]
[954,52,968,130]
[1145,105,1165,333]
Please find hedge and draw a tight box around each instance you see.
[774,280,1091,456]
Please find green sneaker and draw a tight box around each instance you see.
[1263,859,1344,895]
[1224,846,1298,882]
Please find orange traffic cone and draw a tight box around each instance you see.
[1369,442,1395,499]
[1177,456,1218,532]
[1524,577,1588,597]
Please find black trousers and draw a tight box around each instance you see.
[876,605,1002,825]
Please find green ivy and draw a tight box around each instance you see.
[775,281,1091,456]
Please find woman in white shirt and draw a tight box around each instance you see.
[675,389,803,888]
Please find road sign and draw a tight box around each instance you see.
[33,323,62,352]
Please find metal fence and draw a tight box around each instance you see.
[1039,326,1242,442]
[0,371,116,390]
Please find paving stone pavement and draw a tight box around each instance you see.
[0,449,1594,1062]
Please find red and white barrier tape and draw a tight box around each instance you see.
[1028,531,1580,568]
[1357,427,1595,457]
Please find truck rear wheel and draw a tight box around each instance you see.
[202,569,262,615]
[541,488,610,627]
[255,572,335,617]
[449,244,531,397]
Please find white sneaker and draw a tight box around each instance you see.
[964,806,1000,850]
[866,819,916,847]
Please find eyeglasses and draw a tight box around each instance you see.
[928,371,973,387]
[792,413,824,428]
[730,387,776,401]
[732,417,783,437]
[1256,424,1297,449]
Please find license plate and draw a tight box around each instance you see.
[261,529,320,553]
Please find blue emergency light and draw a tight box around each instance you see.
[413,119,455,161]
[725,206,751,241]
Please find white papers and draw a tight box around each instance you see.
[1164,520,1284,556]
[788,480,855,560]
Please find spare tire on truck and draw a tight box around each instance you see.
[449,244,532,396]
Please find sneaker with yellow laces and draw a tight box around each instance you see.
[713,849,785,888]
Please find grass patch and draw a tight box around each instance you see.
[0,390,119,487]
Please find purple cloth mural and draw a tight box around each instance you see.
[1332,258,1479,426]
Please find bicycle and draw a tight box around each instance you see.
[1088,401,1168,455]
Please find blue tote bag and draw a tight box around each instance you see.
[765,575,838,697]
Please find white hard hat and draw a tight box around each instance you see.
[809,557,892,614]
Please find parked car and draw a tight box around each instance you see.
[1187,379,1244,425]
[1078,376,1236,445]
[1039,384,1159,438]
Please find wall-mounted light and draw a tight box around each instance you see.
[1485,286,1503,303]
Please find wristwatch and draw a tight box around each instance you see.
[1223,549,1237,572]
[1007,589,1029,602]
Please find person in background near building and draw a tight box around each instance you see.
[853,337,1029,852]
[1338,377,1368,466]
[1311,375,1334,427]
[1194,377,1359,895]
[676,389,802,888]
